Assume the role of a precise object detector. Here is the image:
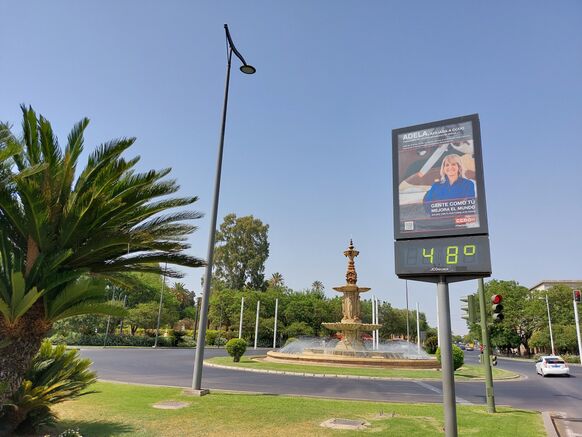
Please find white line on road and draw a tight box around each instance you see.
[414,381,473,405]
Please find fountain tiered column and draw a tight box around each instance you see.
[322,240,380,352]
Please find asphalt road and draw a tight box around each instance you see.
[80,348,582,419]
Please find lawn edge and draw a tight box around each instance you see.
[204,357,522,382]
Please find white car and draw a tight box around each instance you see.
[535,356,570,377]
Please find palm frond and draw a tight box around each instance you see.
[46,279,107,321]
[0,271,44,325]
[52,301,127,321]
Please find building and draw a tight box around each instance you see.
[529,280,582,292]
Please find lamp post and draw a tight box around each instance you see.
[192,24,256,394]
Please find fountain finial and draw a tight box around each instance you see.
[343,240,359,285]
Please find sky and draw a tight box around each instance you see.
[1,1,581,335]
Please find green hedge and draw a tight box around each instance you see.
[53,334,175,347]
[436,344,464,370]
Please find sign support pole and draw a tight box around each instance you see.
[437,276,458,437]
[477,278,495,413]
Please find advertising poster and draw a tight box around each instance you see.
[393,115,488,240]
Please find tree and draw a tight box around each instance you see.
[126,302,178,334]
[213,214,269,290]
[484,280,544,356]
[268,272,284,288]
[0,106,204,414]
[170,281,195,319]
[312,280,324,293]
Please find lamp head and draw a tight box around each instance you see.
[240,64,256,75]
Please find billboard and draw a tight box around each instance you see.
[392,114,488,240]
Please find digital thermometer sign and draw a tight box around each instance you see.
[395,235,491,279]
[392,115,491,282]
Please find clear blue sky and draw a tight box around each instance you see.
[2,1,581,335]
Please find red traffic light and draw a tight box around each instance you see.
[491,294,502,305]
[575,290,581,303]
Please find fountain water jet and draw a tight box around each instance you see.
[266,241,439,368]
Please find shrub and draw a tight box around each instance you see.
[0,341,96,435]
[52,334,173,347]
[226,338,247,362]
[172,330,187,346]
[205,329,227,346]
[436,344,464,370]
[424,336,439,354]
[559,354,580,364]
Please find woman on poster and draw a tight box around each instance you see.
[423,154,475,207]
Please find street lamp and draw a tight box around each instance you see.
[192,24,256,394]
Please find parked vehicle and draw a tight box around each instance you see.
[535,356,570,377]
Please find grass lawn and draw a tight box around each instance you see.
[206,356,519,381]
[50,382,544,437]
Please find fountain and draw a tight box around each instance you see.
[320,240,380,352]
[266,241,439,368]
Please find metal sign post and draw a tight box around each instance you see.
[392,114,492,436]
[437,278,457,437]
[478,278,495,413]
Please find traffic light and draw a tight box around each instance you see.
[461,294,478,324]
[491,355,498,366]
[575,290,581,303]
[491,294,504,323]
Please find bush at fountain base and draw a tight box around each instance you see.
[435,345,464,370]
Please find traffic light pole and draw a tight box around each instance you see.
[477,278,495,413]
[437,277,458,437]
[573,291,582,365]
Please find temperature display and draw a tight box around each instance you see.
[395,235,491,278]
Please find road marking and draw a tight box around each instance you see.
[414,381,473,405]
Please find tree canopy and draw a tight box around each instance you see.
[213,213,269,290]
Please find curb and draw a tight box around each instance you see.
[542,411,560,437]
[203,361,521,382]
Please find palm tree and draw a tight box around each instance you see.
[312,280,324,293]
[0,106,204,408]
[269,272,284,288]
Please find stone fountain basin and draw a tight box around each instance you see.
[322,322,381,331]
[265,350,440,368]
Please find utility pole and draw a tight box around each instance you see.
[477,278,495,413]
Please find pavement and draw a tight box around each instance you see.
[80,347,582,436]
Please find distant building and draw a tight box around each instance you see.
[529,280,582,292]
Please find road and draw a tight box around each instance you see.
[80,347,582,421]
